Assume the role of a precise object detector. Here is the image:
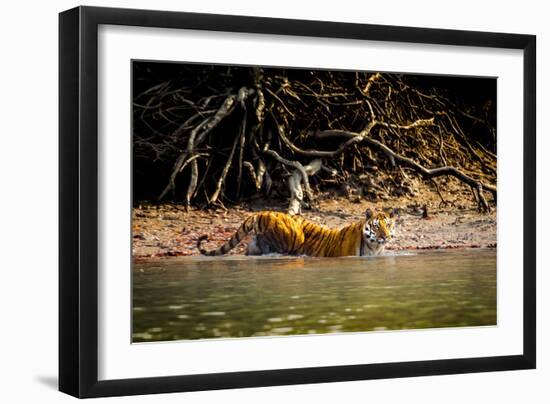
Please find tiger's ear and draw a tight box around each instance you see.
[365,208,374,219]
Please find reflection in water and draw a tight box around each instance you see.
[132,249,496,342]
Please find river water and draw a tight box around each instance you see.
[132,249,496,342]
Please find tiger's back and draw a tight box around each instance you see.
[298,220,365,257]
[197,211,305,256]
[251,211,305,255]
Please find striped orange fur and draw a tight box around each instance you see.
[197,209,396,257]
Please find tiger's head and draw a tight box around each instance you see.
[362,208,397,251]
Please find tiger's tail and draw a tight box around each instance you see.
[197,215,257,256]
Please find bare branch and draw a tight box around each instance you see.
[316,128,497,204]
[157,90,243,202]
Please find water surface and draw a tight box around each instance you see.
[132,249,496,342]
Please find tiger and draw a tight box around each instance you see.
[196,208,396,257]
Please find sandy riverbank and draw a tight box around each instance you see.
[132,187,496,260]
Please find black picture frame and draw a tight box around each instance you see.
[59,5,536,398]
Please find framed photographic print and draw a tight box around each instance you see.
[59,6,536,398]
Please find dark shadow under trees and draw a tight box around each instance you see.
[133,62,497,213]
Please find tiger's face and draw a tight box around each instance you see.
[363,208,396,248]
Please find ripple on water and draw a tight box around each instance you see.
[268,317,283,322]
[271,327,294,334]
[287,314,304,320]
[133,332,153,340]
[201,312,226,316]
[168,305,186,310]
